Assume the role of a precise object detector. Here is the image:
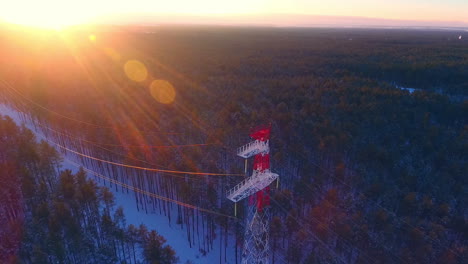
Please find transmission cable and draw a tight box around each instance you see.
[296,152,462,258]
[0,79,181,135]
[65,159,238,220]
[36,122,210,181]
[269,197,348,264]
[271,189,395,264]
[42,137,244,176]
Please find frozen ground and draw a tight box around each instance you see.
[0,103,236,264]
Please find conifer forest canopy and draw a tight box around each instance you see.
[0,25,467,263]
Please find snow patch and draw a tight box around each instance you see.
[0,103,237,264]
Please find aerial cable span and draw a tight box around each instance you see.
[269,197,348,264]
[65,159,238,220]
[272,188,378,263]
[1,80,112,128]
[35,120,213,149]
[91,142,213,148]
[43,138,244,176]
[35,123,205,180]
[2,83,241,177]
[301,153,463,259]
[38,123,214,181]
[0,80,181,135]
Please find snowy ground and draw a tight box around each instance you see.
[396,85,418,94]
[0,103,236,264]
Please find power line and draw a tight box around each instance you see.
[65,159,238,220]
[1,78,234,152]
[36,119,212,148]
[272,186,375,262]
[36,122,209,181]
[43,137,244,176]
[0,79,182,135]
[269,197,348,264]
[90,142,213,148]
[37,121,202,168]
[297,154,462,259]
[286,178,408,263]
[20,117,239,219]
[2,92,224,180]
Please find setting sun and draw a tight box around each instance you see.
[0,0,98,29]
[0,0,466,262]
[1,0,467,29]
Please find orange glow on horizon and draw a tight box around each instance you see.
[0,1,466,29]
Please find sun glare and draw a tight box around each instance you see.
[150,80,176,104]
[1,1,466,29]
[0,1,98,29]
[124,60,148,82]
[89,34,96,42]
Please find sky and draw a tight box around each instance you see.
[0,0,467,28]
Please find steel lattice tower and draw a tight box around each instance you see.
[227,124,279,264]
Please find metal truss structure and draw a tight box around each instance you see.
[227,124,279,264]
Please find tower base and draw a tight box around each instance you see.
[242,205,271,264]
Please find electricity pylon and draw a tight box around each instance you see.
[227,124,279,264]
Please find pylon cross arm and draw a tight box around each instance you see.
[227,171,278,202]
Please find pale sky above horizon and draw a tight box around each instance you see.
[1,0,467,28]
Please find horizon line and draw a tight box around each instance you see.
[1,13,468,30]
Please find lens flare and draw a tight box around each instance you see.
[89,34,96,43]
[150,80,176,104]
[124,60,148,82]
[103,47,121,62]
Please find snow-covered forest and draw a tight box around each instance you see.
[1,26,467,264]
[0,102,237,264]
[0,110,179,263]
